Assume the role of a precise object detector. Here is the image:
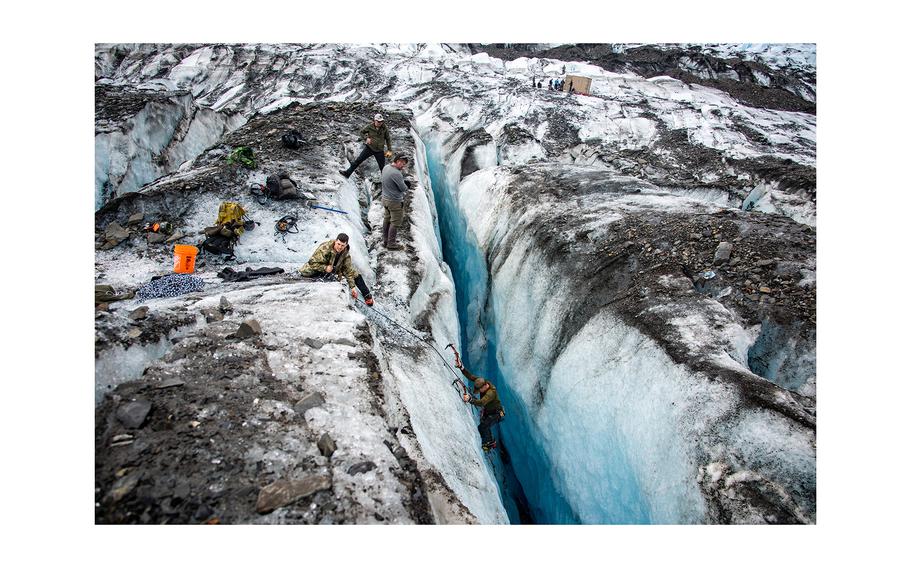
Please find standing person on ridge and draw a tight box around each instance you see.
[339,113,393,178]
[456,360,505,452]
[299,233,374,305]
[380,154,410,250]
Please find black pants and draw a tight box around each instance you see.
[303,271,371,298]
[478,411,503,445]
[345,145,385,175]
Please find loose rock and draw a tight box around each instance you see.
[106,471,142,503]
[201,308,224,323]
[154,378,186,389]
[714,242,734,265]
[129,306,149,320]
[317,433,337,458]
[116,399,152,428]
[304,337,325,350]
[294,392,326,414]
[219,296,234,313]
[347,461,377,475]
[233,319,262,339]
[256,474,333,514]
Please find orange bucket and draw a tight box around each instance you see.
[173,244,198,274]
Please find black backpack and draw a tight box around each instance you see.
[281,129,303,149]
[201,233,236,257]
[265,173,299,200]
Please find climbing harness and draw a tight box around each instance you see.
[275,214,300,235]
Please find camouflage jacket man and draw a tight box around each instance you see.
[300,239,360,288]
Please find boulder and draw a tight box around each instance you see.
[304,337,325,350]
[201,308,223,323]
[129,306,149,320]
[294,392,325,414]
[104,221,131,243]
[256,474,333,514]
[116,399,152,428]
[714,242,733,265]
[219,296,234,313]
[147,232,168,244]
[165,231,184,244]
[106,471,142,503]
[317,433,337,458]
[233,319,262,339]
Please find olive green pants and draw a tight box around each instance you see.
[382,198,405,228]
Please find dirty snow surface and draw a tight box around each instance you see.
[95,42,815,524]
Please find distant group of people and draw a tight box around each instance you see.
[550,78,573,92]
[531,76,574,93]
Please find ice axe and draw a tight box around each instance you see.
[445,343,462,368]
[446,344,468,401]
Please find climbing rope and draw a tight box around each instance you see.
[350,293,470,398]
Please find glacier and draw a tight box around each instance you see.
[94,42,816,525]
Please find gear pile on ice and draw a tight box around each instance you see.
[136,273,205,300]
[217,266,285,282]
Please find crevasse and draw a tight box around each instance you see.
[420,141,578,524]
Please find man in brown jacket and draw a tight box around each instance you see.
[457,362,505,452]
[339,113,393,178]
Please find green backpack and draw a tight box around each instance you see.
[227,146,256,169]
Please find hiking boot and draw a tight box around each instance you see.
[385,226,403,250]
[381,219,390,247]
[365,296,374,306]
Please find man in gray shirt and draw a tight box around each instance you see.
[380,154,410,250]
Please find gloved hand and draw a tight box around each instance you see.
[384,150,393,158]
[462,394,470,403]
[351,289,358,300]
[365,296,374,306]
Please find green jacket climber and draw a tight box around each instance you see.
[460,367,503,415]
[361,120,393,153]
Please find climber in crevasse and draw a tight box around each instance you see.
[456,360,505,452]
[339,113,393,178]
[299,232,374,306]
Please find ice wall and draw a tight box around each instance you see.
[95,93,245,209]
